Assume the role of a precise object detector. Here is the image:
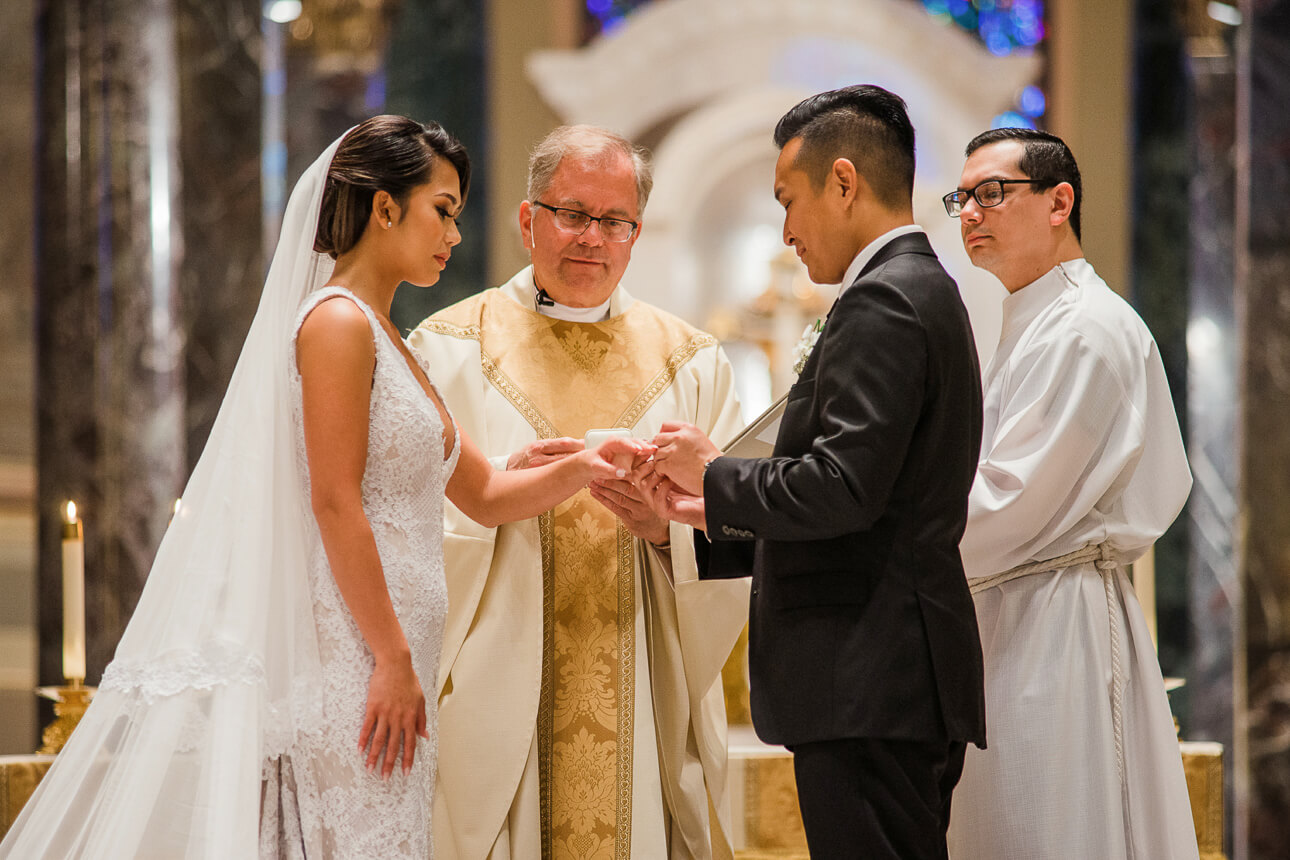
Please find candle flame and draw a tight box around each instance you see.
[65,500,77,523]
[173,498,182,515]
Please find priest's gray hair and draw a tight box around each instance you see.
[527,125,654,215]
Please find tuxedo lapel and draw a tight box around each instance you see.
[856,232,938,281]
[823,232,938,327]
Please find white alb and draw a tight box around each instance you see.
[948,259,1198,860]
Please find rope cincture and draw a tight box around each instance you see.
[969,541,1134,857]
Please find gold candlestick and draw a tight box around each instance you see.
[36,681,94,755]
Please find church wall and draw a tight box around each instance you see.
[0,0,38,756]
[1050,0,1134,293]
[484,0,573,286]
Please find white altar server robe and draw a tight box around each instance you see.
[947,259,1199,860]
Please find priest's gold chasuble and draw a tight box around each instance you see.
[456,295,715,860]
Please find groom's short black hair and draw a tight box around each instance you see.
[773,84,916,209]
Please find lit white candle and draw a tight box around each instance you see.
[61,501,86,683]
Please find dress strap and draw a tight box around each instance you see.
[288,287,386,379]
[292,286,382,338]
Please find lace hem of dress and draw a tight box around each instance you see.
[100,639,324,760]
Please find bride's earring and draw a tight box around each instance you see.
[387,220,392,228]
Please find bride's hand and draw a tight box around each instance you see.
[359,652,428,780]
[506,437,584,470]
[582,437,656,483]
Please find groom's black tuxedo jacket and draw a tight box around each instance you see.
[698,232,986,749]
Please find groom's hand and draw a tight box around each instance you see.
[651,422,720,496]
[632,461,707,532]
[589,477,670,545]
[507,437,584,470]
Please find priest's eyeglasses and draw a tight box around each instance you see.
[533,201,639,242]
[942,179,1046,217]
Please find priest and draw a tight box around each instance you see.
[943,128,1198,859]
[408,125,746,860]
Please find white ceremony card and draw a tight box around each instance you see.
[721,393,788,459]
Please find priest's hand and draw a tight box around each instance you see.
[651,422,721,496]
[506,437,584,470]
[589,475,671,545]
[633,460,707,532]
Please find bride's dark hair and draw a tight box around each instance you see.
[314,115,471,259]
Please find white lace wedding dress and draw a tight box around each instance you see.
[0,135,464,860]
[261,286,458,858]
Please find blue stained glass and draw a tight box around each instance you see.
[1019,84,1047,116]
[919,0,1047,124]
[992,111,1036,129]
[985,31,1012,56]
[921,0,1046,56]
[584,0,651,39]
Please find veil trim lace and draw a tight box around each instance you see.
[0,133,349,859]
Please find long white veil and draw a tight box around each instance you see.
[0,133,348,859]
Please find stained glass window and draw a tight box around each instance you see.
[583,0,653,41]
[919,0,1047,129]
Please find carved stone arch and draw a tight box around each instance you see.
[528,0,1037,141]
[527,0,1041,377]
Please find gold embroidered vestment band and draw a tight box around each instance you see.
[443,293,712,859]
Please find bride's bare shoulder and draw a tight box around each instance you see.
[297,295,375,370]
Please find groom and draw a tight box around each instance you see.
[637,85,986,858]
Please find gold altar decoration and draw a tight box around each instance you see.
[706,247,832,402]
[0,755,55,840]
[1181,741,1225,860]
[36,683,94,755]
[728,727,808,859]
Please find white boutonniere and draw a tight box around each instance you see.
[792,318,824,375]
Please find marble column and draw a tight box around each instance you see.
[1131,0,1192,694]
[1237,2,1290,857]
[35,0,185,687]
[386,0,490,330]
[1186,33,1239,855]
[1188,1,1290,857]
[176,0,263,467]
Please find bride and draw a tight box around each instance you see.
[0,116,648,859]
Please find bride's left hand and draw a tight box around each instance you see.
[359,653,429,780]
[582,437,656,482]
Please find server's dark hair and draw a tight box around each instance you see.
[965,128,1082,241]
[314,115,471,259]
[773,84,916,209]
